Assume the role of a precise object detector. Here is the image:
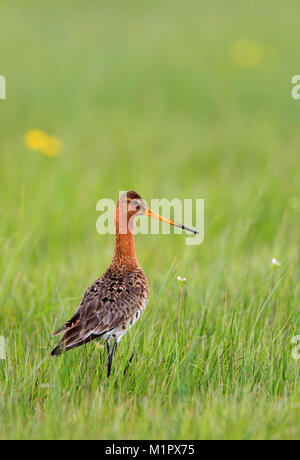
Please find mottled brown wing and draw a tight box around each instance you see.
[51,267,148,355]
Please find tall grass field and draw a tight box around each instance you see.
[0,0,299,440]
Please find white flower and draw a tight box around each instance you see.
[177,276,187,282]
[271,258,281,268]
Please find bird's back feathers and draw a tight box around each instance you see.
[51,265,148,356]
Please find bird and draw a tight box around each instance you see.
[51,191,198,377]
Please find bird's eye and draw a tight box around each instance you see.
[132,200,139,206]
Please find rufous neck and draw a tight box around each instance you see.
[112,213,139,269]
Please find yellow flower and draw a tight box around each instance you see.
[228,39,263,69]
[25,130,62,157]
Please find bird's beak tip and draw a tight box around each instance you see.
[145,208,198,235]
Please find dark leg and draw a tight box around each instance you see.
[123,352,135,376]
[107,340,117,378]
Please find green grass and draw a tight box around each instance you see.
[0,0,299,440]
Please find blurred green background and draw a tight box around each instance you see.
[0,0,299,440]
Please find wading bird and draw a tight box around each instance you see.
[51,191,198,377]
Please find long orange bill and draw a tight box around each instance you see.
[145,209,199,234]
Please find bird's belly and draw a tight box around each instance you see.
[105,301,146,343]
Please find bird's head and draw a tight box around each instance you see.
[116,191,198,235]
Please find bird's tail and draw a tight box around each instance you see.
[51,344,64,356]
[50,330,108,356]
